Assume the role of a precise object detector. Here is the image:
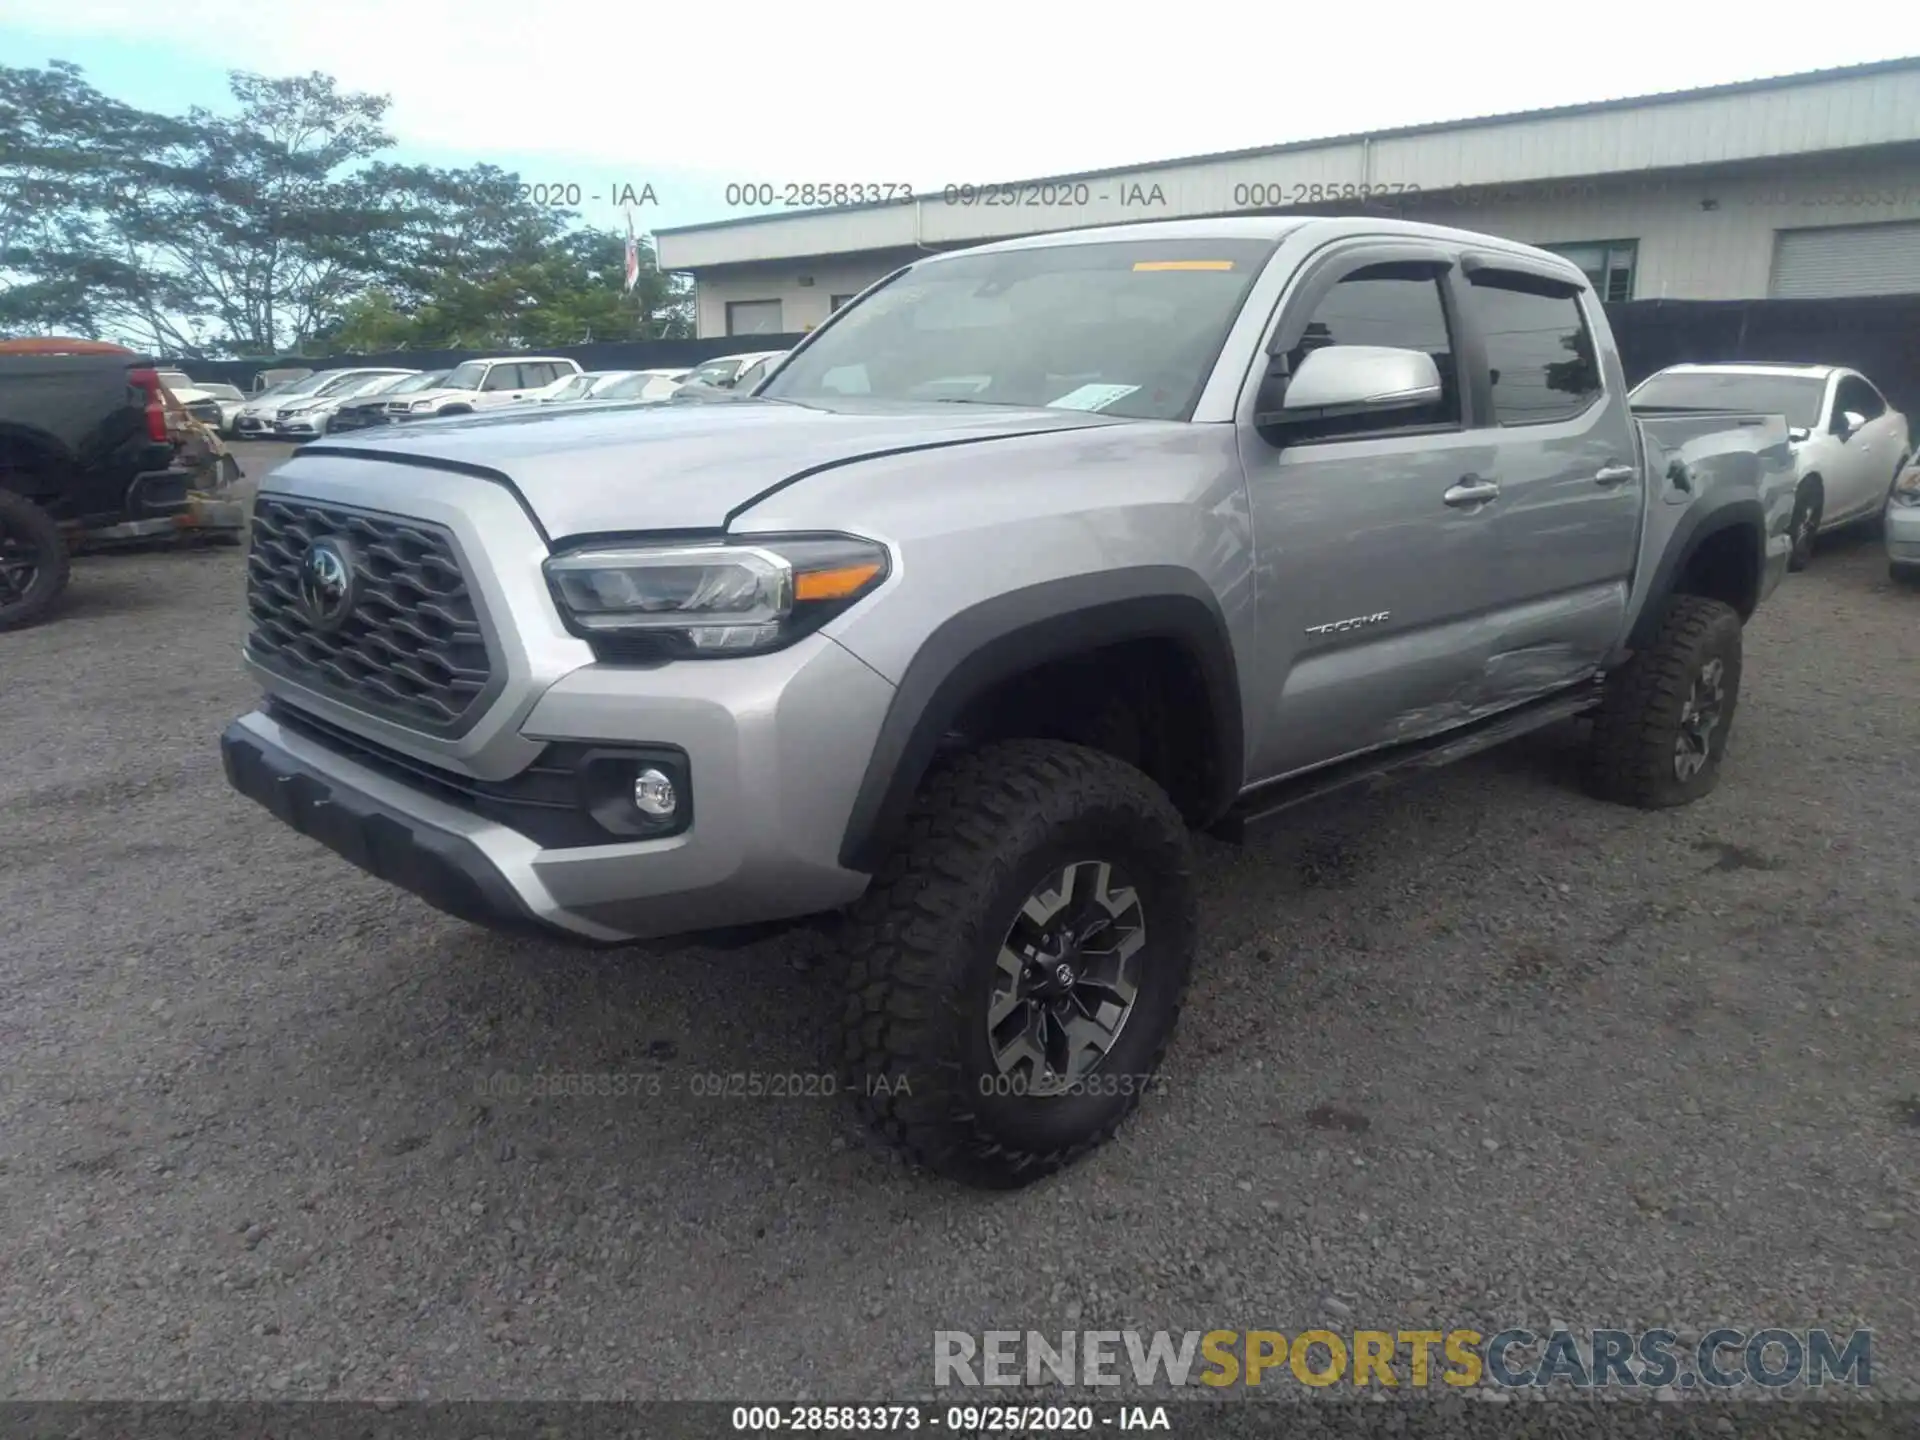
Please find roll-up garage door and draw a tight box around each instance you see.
[1769,220,1920,298]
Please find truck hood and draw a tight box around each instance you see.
[294,397,1125,538]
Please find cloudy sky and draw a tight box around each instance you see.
[1,0,1911,236]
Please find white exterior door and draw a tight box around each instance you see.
[1828,374,1897,519]
[477,363,529,408]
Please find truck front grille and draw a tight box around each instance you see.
[246,497,495,734]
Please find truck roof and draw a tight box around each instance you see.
[952,215,1589,282]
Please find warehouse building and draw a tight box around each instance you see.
[656,57,1920,339]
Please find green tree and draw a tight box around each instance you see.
[2,62,675,357]
[0,60,195,341]
[316,227,692,352]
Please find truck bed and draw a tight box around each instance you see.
[1630,408,1797,610]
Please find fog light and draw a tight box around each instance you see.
[633,768,678,818]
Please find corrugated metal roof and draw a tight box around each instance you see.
[657,55,1920,241]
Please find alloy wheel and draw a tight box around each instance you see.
[987,859,1147,1095]
[1792,494,1821,563]
[1674,657,1726,782]
[0,522,42,606]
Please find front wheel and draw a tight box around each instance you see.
[0,487,71,631]
[837,739,1197,1189]
[1586,594,1743,809]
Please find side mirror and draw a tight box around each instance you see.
[1787,426,1811,443]
[1258,345,1442,426]
[1837,410,1867,438]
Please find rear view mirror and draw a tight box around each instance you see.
[1261,345,1442,425]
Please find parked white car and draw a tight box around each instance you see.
[155,371,248,433]
[270,370,419,442]
[1631,363,1911,570]
[1887,455,1920,587]
[676,350,785,392]
[585,369,690,404]
[527,371,616,404]
[384,356,583,421]
[196,382,248,435]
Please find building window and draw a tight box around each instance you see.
[1541,240,1637,303]
[726,299,784,335]
[830,294,857,312]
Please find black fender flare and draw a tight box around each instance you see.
[0,421,71,499]
[1626,494,1767,652]
[836,567,1244,874]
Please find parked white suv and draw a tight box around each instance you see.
[385,357,583,422]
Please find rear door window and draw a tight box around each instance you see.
[1462,277,1604,425]
[1834,375,1885,422]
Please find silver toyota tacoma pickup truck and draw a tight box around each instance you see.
[222,217,1796,1188]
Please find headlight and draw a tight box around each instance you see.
[544,534,890,658]
[1893,467,1920,507]
[410,399,437,410]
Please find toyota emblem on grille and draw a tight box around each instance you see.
[297,537,359,631]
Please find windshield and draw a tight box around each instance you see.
[592,373,659,400]
[1632,372,1827,429]
[347,373,407,396]
[444,361,488,390]
[311,370,381,397]
[544,374,600,401]
[762,239,1276,420]
[381,370,449,395]
[200,383,243,400]
[269,371,339,399]
[684,359,740,385]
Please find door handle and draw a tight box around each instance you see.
[1444,477,1500,507]
[1594,463,1636,486]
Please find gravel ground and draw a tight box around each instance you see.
[1,441,1916,1403]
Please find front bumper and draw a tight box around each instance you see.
[222,711,571,940]
[223,642,892,944]
[1886,502,1920,564]
[271,418,326,438]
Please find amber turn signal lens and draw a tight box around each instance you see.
[795,562,883,602]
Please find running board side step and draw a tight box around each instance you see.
[1209,679,1606,842]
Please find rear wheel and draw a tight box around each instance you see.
[1891,561,1920,589]
[1586,595,1743,809]
[837,740,1196,1189]
[1788,479,1822,571]
[0,487,71,631]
